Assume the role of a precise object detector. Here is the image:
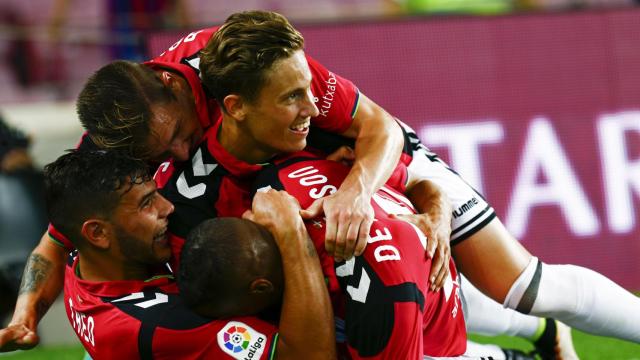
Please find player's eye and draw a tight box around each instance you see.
[141,196,154,209]
[288,92,301,100]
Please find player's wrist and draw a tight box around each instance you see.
[8,311,37,332]
[273,224,312,256]
[338,163,377,199]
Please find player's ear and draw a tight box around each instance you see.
[223,95,246,122]
[81,219,111,250]
[249,278,274,295]
[158,70,183,92]
[159,70,173,86]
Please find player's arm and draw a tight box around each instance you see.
[0,232,66,352]
[302,93,403,262]
[393,176,453,292]
[245,190,335,360]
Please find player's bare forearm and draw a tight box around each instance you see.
[251,191,334,359]
[405,180,452,225]
[339,93,403,198]
[276,225,335,360]
[11,233,66,330]
[310,93,403,260]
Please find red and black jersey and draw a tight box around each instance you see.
[50,25,360,253]
[154,118,260,268]
[253,155,467,359]
[153,38,362,265]
[145,26,221,129]
[64,253,278,360]
[147,25,361,135]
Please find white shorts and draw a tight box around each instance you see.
[400,121,496,245]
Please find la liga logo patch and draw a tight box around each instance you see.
[222,325,250,353]
[217,321,267,359]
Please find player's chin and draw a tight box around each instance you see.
[152,232,172,261]
[153,246,172,264]
[281,138,307,154]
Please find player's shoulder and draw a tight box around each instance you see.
[157,141,229,237]
[150,26,219,70]
[102,289,211,329]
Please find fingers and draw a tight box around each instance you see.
[429,245,451,292]
[323,209,337,258]
[0,328,17,351]
[300,198,325,219]
[426,232,437,259]
[389,213,414,224]
[325,146,355,163]
[328,209,372,261]
[241,209,254,221]
[14,330,38,349]
[354,217,372,257]
[0,324,37,352]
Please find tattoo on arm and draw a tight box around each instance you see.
[18,254,53,295]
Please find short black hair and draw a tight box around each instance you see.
[43,150,150,246]
[178,217,281,313]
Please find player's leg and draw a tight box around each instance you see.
[461,275,578,359]
[401,121,640,343]
[454,218,640,343]
[462,274,541,338]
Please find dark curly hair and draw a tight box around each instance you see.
[43,150,150,246]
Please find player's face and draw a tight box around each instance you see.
[242,50,320,161]
[146,91,203,163]
[111,179,175,265]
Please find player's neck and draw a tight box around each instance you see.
[77,252,152,282]
[219,116,274,164]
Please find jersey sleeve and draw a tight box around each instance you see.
[307,55,359,134]
[48,223,74,251]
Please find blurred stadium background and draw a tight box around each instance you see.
[0,0,639,358]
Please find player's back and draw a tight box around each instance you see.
[254,155,467,358]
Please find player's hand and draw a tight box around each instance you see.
[325,146,355,166]
[243,189,304,241]
[301,189,373,262]
[0,323,39,352]
[390,212,451,291]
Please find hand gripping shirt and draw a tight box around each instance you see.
[253,154,468,359]
[50,25,359,252]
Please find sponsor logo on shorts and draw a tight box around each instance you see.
[217,321,267,359]
[453,197,479,219]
